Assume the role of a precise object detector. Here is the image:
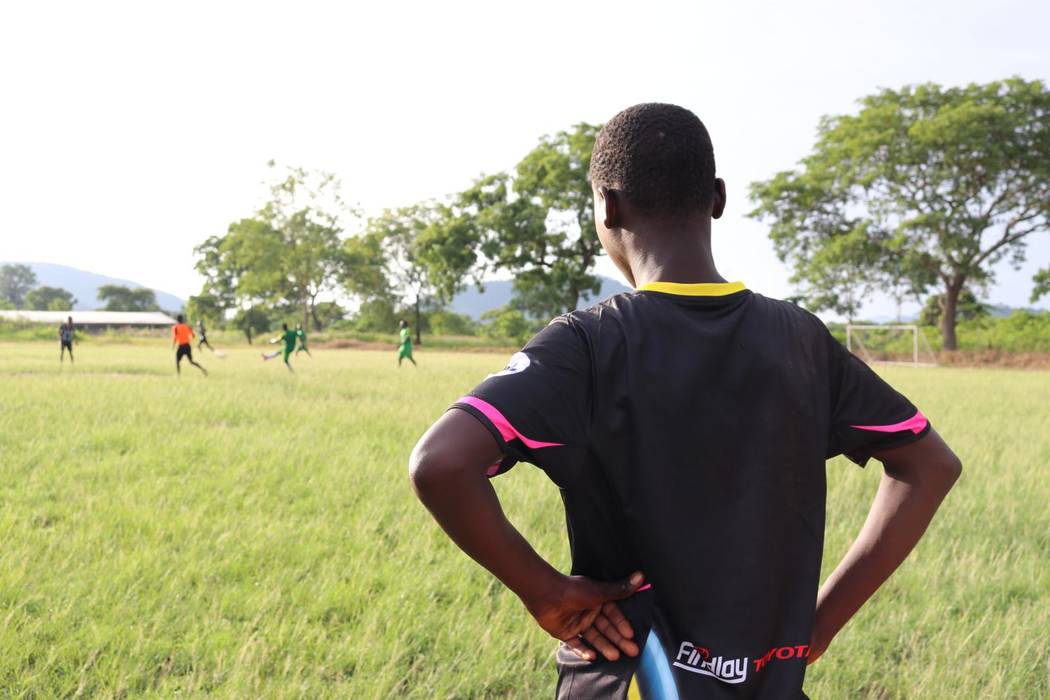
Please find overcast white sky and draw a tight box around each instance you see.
[1,0,1048,318]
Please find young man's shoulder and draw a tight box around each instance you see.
[568,289,824,326]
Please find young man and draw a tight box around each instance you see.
[294,323,312,357]
[409,104,961,699]
[397,319,416,367]
[262,323,298,372]
[59,316,75,364]
[197,319,215,352]
[172,314,207,377]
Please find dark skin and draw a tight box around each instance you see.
[410,179,962,664]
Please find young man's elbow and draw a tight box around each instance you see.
[941,453,963,488]
[925,450,962,495]
[408,441,450,497]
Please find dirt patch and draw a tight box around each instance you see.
[314,338,392,351]
[313,339,517,353]
[935,351,1050,369]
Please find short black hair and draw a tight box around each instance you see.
[590,103,716,216]
[177,314,184,323]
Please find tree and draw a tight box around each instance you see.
[25,286,76,311]
[463,124,603,319]
[750,78,1050,350]
[193,164,352,332]
[366,203,481,344]
[186,293,226,327]
[1032,267,1050,303]
[232,306,271,344]
[352,296,399,333]
[0,264,37,308]
[480,306,533,345]
[311,301,347,329]
[97,284,158,311]
[919,288,988,326]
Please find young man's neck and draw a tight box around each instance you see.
[624,218,726,289]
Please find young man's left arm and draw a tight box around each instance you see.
[410,408,645,662]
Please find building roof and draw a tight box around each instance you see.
[0,310,178,325]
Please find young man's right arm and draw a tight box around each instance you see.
[810,428,961,663]
[410,409,645,662]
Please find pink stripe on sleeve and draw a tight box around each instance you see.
[457,396,563,449]
[850,410,928,435]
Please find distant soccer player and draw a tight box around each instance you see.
[172,314,207,377]
[197,319,215,352]
[59,316,75,364]
[294,323,312,357]
[262,323,298,372]
[398,319,416,367]
[410,103,962,699]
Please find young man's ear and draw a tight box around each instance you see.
[711,178,727,220]
[599,186,622,229]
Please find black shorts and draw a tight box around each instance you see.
[176,344,193,360]
[61,341,73,351]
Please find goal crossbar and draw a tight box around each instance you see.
[846,324,937,367]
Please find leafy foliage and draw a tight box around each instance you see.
[427,311,476,337]
[231,306,272,344]
[750,78,1050,349]
[0,263,37,308]
[919,289,988,327]
[1032,266,1050,303]
[25,285,76,311]
[479,306,535,345]
[194,164,353,332]
[463,124,603,319]
[97,285,158,312]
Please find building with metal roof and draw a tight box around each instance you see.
[0,310,177,328]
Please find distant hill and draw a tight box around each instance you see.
[448,276,632,319]
[5,262,186,312]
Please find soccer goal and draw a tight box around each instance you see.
[846,325,938,367]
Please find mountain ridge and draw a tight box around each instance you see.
[4,262,186,312]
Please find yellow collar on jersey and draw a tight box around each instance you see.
[637,280,747,297]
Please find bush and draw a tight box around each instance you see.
[352,298,399,333]
[429,311,476,336]
[828,311,1050,355]
[480,307,535,345]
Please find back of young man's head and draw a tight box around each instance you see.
[591,103,717,218]
[177,314,185,323]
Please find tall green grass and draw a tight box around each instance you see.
[0,343,1046,698]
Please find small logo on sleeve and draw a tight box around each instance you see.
[489,352,530,377]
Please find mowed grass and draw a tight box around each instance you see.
[0,341,1047,699]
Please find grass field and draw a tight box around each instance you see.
[1,341,1047,698]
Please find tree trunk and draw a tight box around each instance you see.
[941,279,963,351]
[303,297,311,333]
[414,296,422,345]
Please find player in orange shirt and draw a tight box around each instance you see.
[172,315,208,377]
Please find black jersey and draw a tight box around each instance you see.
[451,282,929,700]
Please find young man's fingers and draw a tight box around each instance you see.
[591,571,645,604]
[593,613,639,657]
[600,601,635,639]
[581,626,621,661]
[562,637,597,661]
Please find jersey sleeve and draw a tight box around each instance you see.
[450,316,592,485]
[825,329,931,466]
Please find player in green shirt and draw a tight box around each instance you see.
[295,323,312,357]
[398,319,417,367]
[262,323,299,372]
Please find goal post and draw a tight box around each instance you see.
[846,324,937,367]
